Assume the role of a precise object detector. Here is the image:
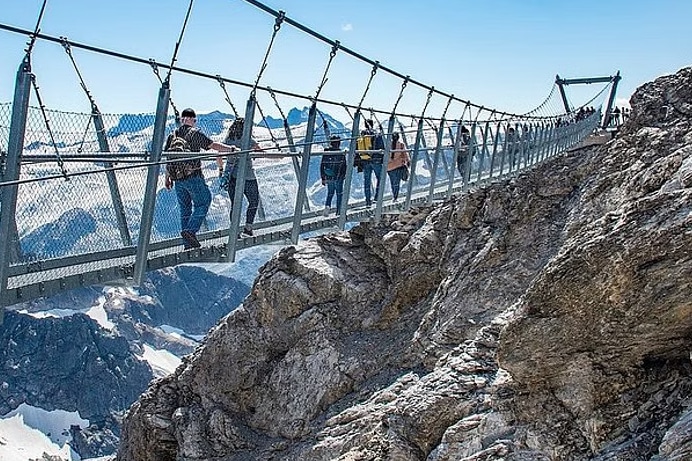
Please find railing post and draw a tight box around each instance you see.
[338,111,361,230]
[476,121,491,182]
[462,123,477,190]
[282,120,311,213]
[133,83,170,285]
[226,96,256,262]
[374,117,395,221]
[290,103,317,244]
[447,121,464,198]
[488,122,502,179]
[0,57,32,315]
[427,118,446,205]
[403,117,425,210]
[92,106,132,246]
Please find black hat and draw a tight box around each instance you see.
[181,108,196,118]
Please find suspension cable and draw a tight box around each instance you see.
[216,75,240,118]
[357,62,379,110]
[390,76,409,117]
[149,59,180,121]
[165,0,195,84]
[314,41,339,100]
[25,0,48,57]
[255,100,281,149]
[252,10,285,96]
[30,75,68,178]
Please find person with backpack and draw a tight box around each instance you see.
[320,135,347,216]
[456,125,471,176]
[164,108,237,249]
[386,132,410,202]
[217,118,261,237]
[356,119,385,207]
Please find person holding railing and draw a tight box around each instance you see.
[355,119,385,207]
[164,108,237,249]
[320,135,347,215]
[386,132,410,202]
[217,117,261,237]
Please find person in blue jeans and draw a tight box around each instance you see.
[358,119,385,207]
[164,108,237,249]
[320,135,347,215]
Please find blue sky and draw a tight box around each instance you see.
[1,0,691,120]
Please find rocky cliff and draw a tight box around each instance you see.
[117,67,692,461]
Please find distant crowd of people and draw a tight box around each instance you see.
[163,105,609,250]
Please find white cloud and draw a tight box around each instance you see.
[341,23,353,32]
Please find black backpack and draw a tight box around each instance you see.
[165,128,200,181]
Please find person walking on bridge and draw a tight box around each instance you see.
[386,132,410,202]
[217,117,261,237]
[356,119,385,207]
[164,108,237,249]
[320,135,347,215]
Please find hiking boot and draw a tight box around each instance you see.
[181,230,201,249]
[323,206,331,217]
[241,225,254,237]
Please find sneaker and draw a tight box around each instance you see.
[241,225,254,237]
[181,230,201,249]
[323,206,331,217]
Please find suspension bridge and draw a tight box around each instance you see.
[0,0,620,320]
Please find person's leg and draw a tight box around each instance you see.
[388,168,400,200]
[244,179,260,227]
[175,181,192,232]
[372,161,382,201]
[186,175,211,234]
[334,179,344,212]
[362,162,373,206]
[325,180,336,208]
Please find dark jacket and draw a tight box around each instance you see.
[320,146,347,181]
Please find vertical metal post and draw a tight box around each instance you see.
[290,103,317,244]
[476,121,491,183]
[601,71,621,129]
[488,122,501,179]
[403,117,425,211]
[133,83,170,286]
[338,111,361,230]
[447,121,464,198]
[462,123,477,190]
[374,117,395,221]
[498,123,509,176]
[92,106,132,246]
[226,96,256,262]
[555,75,571,113]
[0,57,32,314]
[427,117,446,205]
[282,120,310,212]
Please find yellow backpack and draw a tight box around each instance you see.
[356,135,373,160]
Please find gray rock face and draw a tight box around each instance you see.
[0,310,152,457]
[117,67,692,461]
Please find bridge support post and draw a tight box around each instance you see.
[488,122,502,179]
[290,103,317,244]
[226,95,256,262]
[602,72,621,129]
[92,106,132,246]
[462,123,478,190]
[282,121,311,213]
[447,121,465,198]
[133,83,170,286]
[338,111,361,230]
[427,118,446,205]
[0,56,32,317]
[403,117,425,211]
[374,117,395,221]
